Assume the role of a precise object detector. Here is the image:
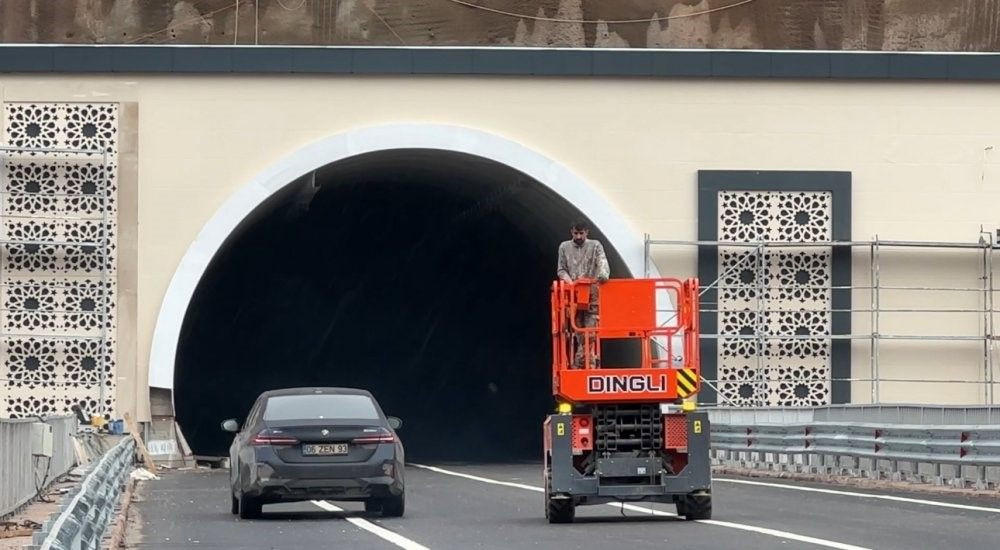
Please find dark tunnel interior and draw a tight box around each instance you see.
[174,149,628,462]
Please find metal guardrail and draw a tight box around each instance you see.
[707,404,1000,425]
[0,416,78,518]
[713,422,1000,465]
[27,436,135,550]
[707,405,1000,489]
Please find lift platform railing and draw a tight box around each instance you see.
[551,277,700,404]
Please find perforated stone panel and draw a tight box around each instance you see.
[1,102,118,419]
[717,191,832,407]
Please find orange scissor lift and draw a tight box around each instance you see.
[543,278,712,523]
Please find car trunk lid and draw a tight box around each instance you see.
[260,419,389,463]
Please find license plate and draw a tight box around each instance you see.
[302,443,349,456]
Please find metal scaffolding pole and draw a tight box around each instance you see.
[646,238,995,250]
[982,228,996,405]
[645,235,1000,407]
[872,234,882,404]
[869,239,876,403]
[643,233,650,277]
[98,149,110,416]
[990,234,996,405]
[873,236,882,403]
[754,243,766,407]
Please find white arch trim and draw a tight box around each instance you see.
[148,123,655,389]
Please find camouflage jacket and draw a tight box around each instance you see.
[557,239,610,282]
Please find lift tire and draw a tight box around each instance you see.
[547,495,575,524]
[545,472,575,524]
[680,493,712,520]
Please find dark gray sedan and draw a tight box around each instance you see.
[222,387,405,519]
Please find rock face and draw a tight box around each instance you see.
[1,0,999,51]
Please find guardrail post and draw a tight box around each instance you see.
[933,463,944,485]
[948,465,963,488]
[976,466,988,490]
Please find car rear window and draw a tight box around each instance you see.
[263,394,380,421]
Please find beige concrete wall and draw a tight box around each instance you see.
[2,74,998,413]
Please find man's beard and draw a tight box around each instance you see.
[573,237,585,245]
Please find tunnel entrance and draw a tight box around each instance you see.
[174,149,628,462]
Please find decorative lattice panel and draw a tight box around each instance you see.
[717,191,832,407]
[1,102,118,419]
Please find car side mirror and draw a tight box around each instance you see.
[221,419,239,433]
[387,416,402,430]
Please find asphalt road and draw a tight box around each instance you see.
[127,464,1000,550]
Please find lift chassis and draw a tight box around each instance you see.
[543,278,712,523]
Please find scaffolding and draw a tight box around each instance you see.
[0,145,114,418]
[644,235,998,406]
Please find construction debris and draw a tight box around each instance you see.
[130,468,160,481]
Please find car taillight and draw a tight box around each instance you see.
[352,428,395,444]
[251,430,299,446]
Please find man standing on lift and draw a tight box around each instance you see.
[557,221,610,368]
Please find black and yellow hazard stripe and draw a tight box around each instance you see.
[676,368,698,397]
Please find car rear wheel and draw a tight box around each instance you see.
[239,493,262,519]
[366,493,405,517]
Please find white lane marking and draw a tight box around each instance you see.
[310,500,431,550]
[411,464,871,550]
[612,503,869,550]
[411,463,545,492]
[716,478,1000,514]
[698,519,869,550]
